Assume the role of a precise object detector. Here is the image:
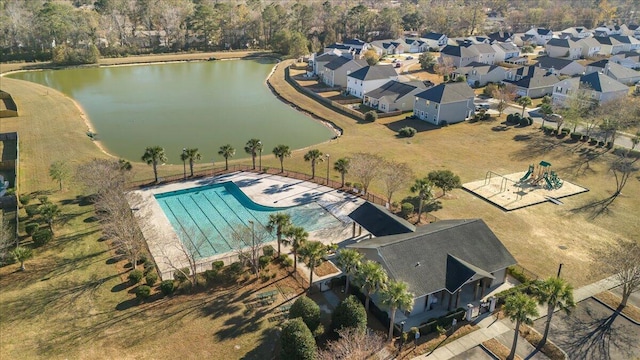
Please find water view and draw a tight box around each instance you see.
[7,59,334,163]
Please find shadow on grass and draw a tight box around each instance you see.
[111,281,131,293]
[60,195,94,207]
[386,118,440,134]
[241,327,280,360]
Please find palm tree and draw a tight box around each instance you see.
[282,225,308,272]
[272,144,291,173]
[244,138,263,170]
[118,159,132,171]
[379,280,414,341]
[218,144,235,170]
[141,146,167,183]
[266,212,291,257]
[335,248,363,295]
[533,277,575,347]
[303,149,324,179]
[12,246,33,271]
[539,103,553,129]
[356,260,388,312]
[334,158,350,187]
[410,177,433,224]
[298,240,328,291]
[180,148,201,177]
[40,203,61,235]
[504,292,539,360]
[517,96,532,117]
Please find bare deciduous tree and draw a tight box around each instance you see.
[381,161,413,205]
[230,222,269,276]
[597,238,640,307]
[316,327,385,360]
[491,83,517,116]
[349,153,383,195]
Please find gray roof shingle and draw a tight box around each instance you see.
[347,65,398,81]
[415,82,474,104]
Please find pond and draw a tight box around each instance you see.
[7,59,334,164]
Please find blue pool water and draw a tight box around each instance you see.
[155,182,341,259]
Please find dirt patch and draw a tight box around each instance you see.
[482,338,521,360]
[518,324,566,360]
[594,291,640,322]
[314,260,340,277]
[397,324,478,358]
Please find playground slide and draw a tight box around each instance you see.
[544,176,554,190]
[520,167,533,182]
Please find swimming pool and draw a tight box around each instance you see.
[155,182,342,259]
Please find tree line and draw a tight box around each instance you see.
[1,0,633,63]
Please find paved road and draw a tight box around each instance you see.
[533,298,640,360]
[449,346,494,360]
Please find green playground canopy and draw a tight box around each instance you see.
[539,161,551,167]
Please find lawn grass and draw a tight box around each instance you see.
[1,54,639,358]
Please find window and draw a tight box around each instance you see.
[426,100,430,106]
[435,103,438,109]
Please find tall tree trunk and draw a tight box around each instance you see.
[417,198,423,224]
[190,160,194,177]
[341,173,345,187]
[309,264,314,290]
[388,306,396,341]
[277,233,281,257]
[508,321,520,360]
[365,294,371,311]
[252,154,256,169]
[293,249,297,272]
[311,162,315,178]
[280,158,284,173]
[225,158,229,170]
[345,276,350,295]
[153,161,158,182]
[541,305,554,347]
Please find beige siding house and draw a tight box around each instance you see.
[413,82,475,125]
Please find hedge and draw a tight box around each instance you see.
[399,126,417,137]
[128,269,144,284]
[32,229,53,247]
[145,272,158,286]
[135,285,151,301]
[290,296,321,332]
[262,245,275,257]
[25,223,39,236]
[160,280,175,295]
[280,318,316,360]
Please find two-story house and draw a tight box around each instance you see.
[413,82,475,125]
[524,27,554,45]
[440,43,496,67]
[577,37,602,58]
[552,71,628,105]
[453,62,507,87]
[535,56,586,76]
[346,65,399,99]
[322,57,368,88]
[610,51,640,69]
[585,60,640,85]
[364,80,430,113]
[422,32,448,50]
[545,38,582,59]
[491,42,520,63]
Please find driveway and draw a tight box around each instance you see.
[533,298,640,360]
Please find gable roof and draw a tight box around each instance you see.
[578,37,601,48]
[595,36,623,46]
[535,56,579,70]
[546,38,579,48]
[423,32,445,40]
[454,62,501,76]
[343,38,366,47]
[364,80,424,103]
[505,73,560,89]
[315,53,341,63]
[348,202,415,237]
[347,219,517,296]
[579,71,630,92]
[493,42,519,53]
[347,65,397,81]
[415,82,474,104]
[324,57,366,70]
[487,31,513,42]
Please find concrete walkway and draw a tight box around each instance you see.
[411,274,622,359]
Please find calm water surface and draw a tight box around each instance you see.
[8,59,334,164]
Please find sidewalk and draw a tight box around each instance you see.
[411,274,622,359]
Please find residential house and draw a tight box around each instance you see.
[594,25,622,37]
[487,31,514,43]
[453,62,507,87]
[440,43,496,67]
[610,51,640,69]
[370,39,406,56]
[346,65,399,99]
[524,27,554,45]
[406,38,428,53]
[595,36,627,55]
[622,24,640,39]
[313,53,341,78]
[422,32,448,50]
[535,56,586,76]
[504,65,546,82]
[577,37,602,58]
[491,42,520,63]
[585,60,640,85]
[322,57,368,88]
[552,71,629,105]
[504,70,561,98]
[363,80,429,113]
[346,218,516,318]
[413,82,475,125]
[545,38,582,59]
[611,35,640,52]
[504,56,529,65]
[560,27,592,39]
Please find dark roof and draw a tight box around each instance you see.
[455,62,501,76]
[315,53,341,62]
[546,38,577,48]
[579,72,628,92]
[324,57,366,70]
[611,35,633,44]
[364,80,421,102]
[506,73,560,89]
[415,82,474,104]
[536,28,552,35]
[535,56,575,70]
[348,202,415,237]
[343,38,366,46]
[347,219,517,296]
[347,65,397,81]
[587,59,609,69]
[325,43,352,50]
[423,32,445,40]
[487,31,513,42]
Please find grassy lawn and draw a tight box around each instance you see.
[0,54,639,358]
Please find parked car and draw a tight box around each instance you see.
[406,56,414,60]
[544,113,563,122]
[394,62,402,68]
[392,58,398,63]
[475,103,491,111]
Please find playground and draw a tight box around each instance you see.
[462,161,589,211]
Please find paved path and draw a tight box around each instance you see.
[411,274,622,359]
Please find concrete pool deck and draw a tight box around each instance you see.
[128,171,366,280]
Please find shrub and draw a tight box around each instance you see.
[570,133,581,141]
[364,110,378,122]
[519,117,529,127]
[25,222,39,236]
[135,285,151,301]
[160,280,175,295]
[483,83,498,97]
[25,204,40,217]
[527,117,533,126]
[138,254,147,264]
[143,260,154,274]
[561,128,570,135]
[128,269,144,284]
[19,194,31,206]
[331,295,367,334]
[506,114,514,123]
[581,135,589,142]
[262,245,275,257]
[352,182,362,190]
[290,296,321,332]
[474,80,480,88]
[507,266,533,284]
[606,141,613,149]
[398,126,417,137]
[344,181,352,187]
[259,255,271,269]
[32,229,53,247]
[400,202,414,219]
[173,267,190,282]
[212,260,225,271]
[280,318,316,360]
[145,272,158,286]
[281,256,293,268]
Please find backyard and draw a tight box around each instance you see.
[0,54,639,358]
